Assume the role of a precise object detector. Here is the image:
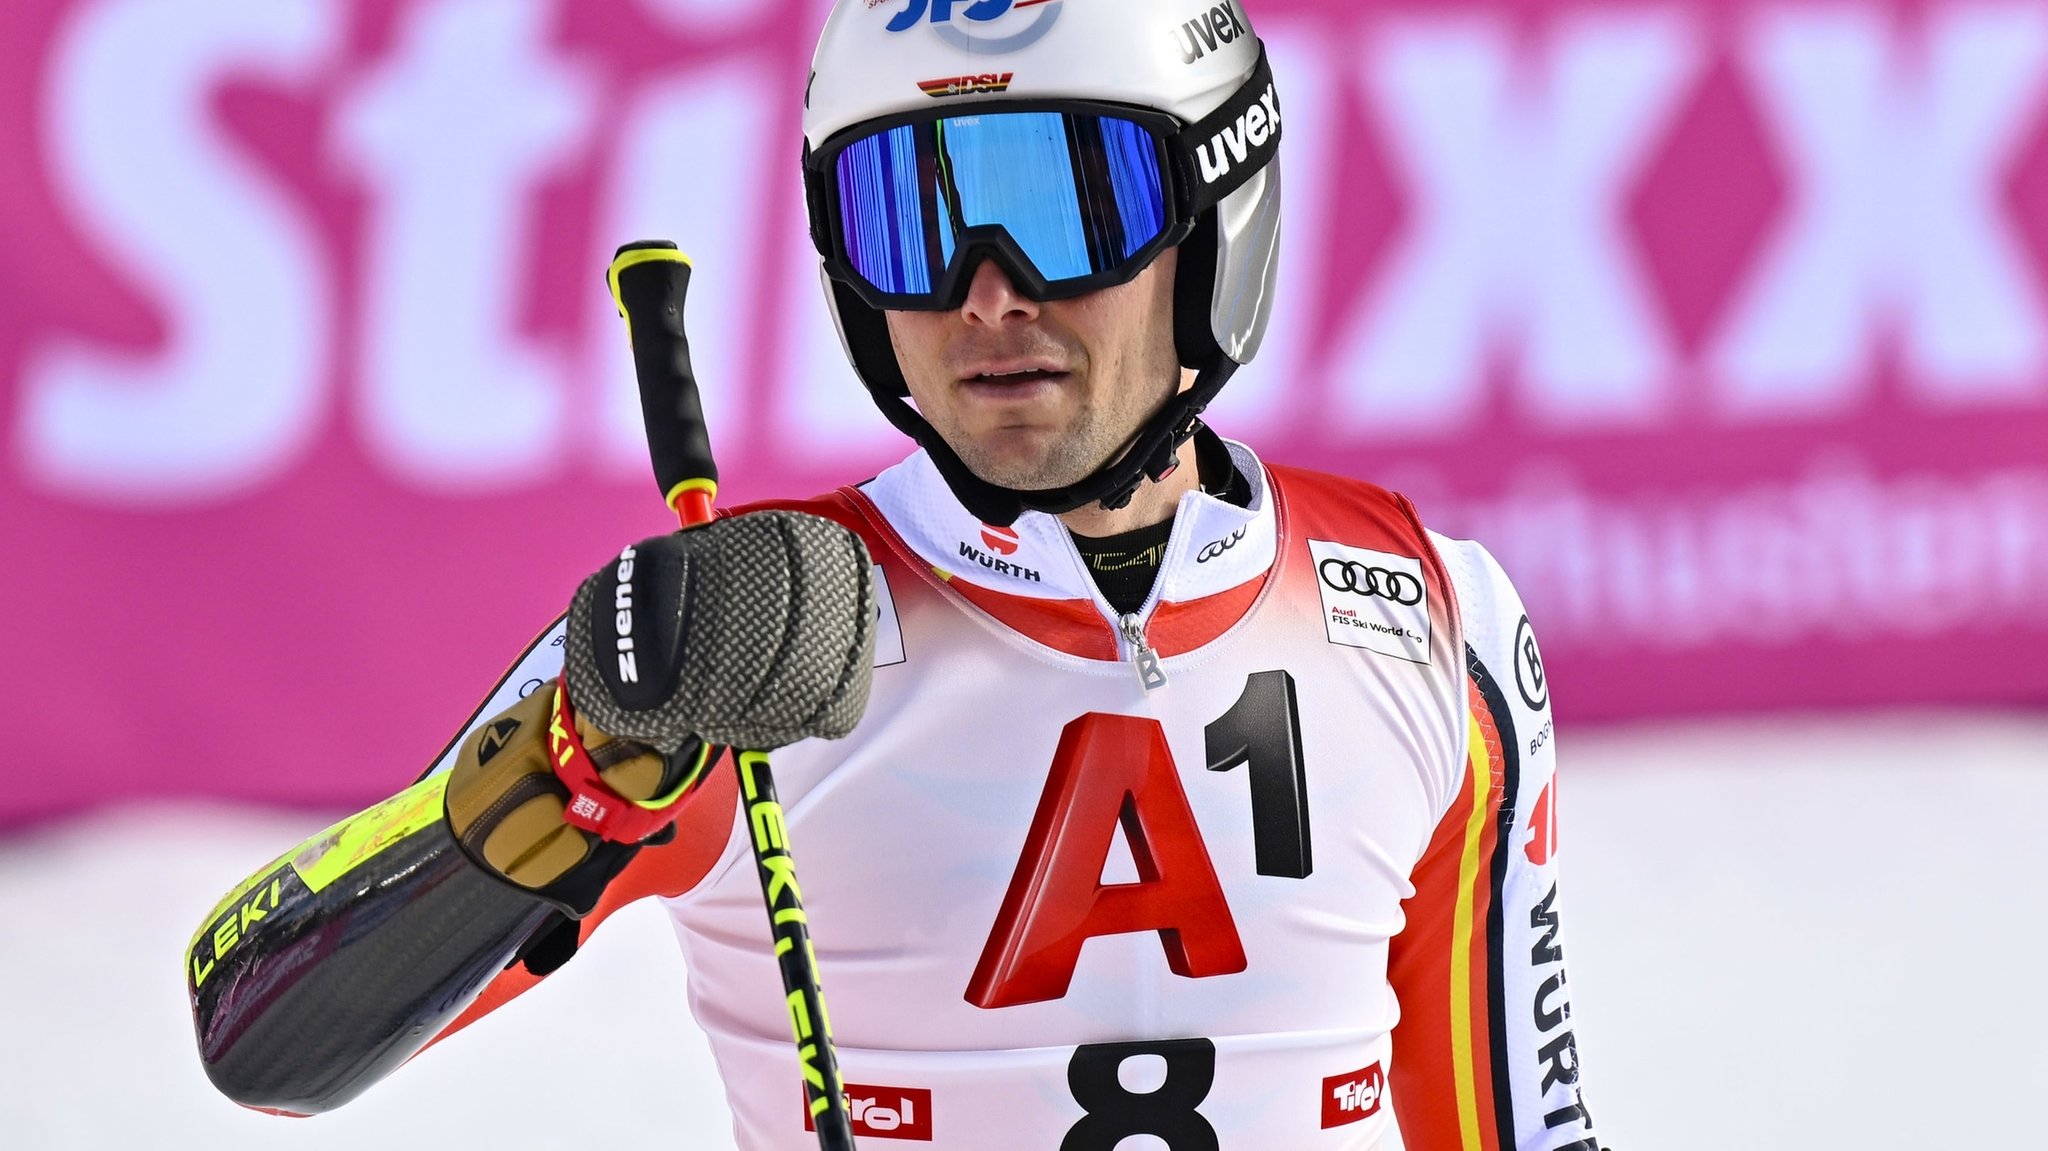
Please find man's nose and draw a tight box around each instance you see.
[959,258,1040,327]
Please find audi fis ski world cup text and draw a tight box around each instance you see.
[1308,541,1432,662]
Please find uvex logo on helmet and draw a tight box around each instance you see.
[1169,0,1248,65]
[1197,81,1280,185]
[885,0,1064,54]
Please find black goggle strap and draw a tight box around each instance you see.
[1166,43,1281,216]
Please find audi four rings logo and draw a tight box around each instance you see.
[1196,526,1246,563]
[1318,558,1424,605]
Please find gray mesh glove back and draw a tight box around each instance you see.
[564,510,877,753]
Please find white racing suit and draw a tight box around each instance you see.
[424,441,1601,1151]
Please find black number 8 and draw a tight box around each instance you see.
[1062,1038,1219,1150]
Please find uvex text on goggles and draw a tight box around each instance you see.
[804,48,1280,311]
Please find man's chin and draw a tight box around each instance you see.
[956,451,1100,495]
[968,467,1087,494]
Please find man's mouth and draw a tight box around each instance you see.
[970,369,1061,384]
[961,362,1068,386]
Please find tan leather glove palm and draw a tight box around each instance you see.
[443,687,683,894]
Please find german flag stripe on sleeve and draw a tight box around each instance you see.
[1387,644,1523,1150]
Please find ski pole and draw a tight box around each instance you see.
[607,241,857,1151]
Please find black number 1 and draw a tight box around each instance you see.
[1204,669,1312,878]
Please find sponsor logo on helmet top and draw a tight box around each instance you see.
[886,0,1063,56]
[980,523,1020,555]
[1170,1,1249,65]
[919,72,1015,98]
[1197,82,1280,185]
[1320,1062,1385,1128]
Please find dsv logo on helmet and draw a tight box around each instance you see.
[1317,558,1424,606]
[886,0,1065,54]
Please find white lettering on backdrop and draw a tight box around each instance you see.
[334,0,597,489]
[1713,4,2048,414]
[20,0,339,502]
[1326,12,1701,434]
[15,2,2048,504]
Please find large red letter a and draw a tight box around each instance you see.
[966,713,1247,1009]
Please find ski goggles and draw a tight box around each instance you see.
[803,48,1279,311]
[804,102,1190,310]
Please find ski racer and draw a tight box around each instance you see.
[187,1,1606,1147]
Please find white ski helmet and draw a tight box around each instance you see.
[801,0,1283,525]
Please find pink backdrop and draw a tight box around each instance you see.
[6,0,2048,821]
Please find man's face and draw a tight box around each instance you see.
[884,249,1182,492]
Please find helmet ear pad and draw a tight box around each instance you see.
[1172,208,1224,376]
[830,278,911,402]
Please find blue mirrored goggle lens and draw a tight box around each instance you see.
[834,111,1169,298]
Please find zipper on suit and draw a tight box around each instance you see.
[1119,611,1168,692]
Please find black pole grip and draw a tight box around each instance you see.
[608,241,718,519]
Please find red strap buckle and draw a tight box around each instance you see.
[547,675,686,844]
